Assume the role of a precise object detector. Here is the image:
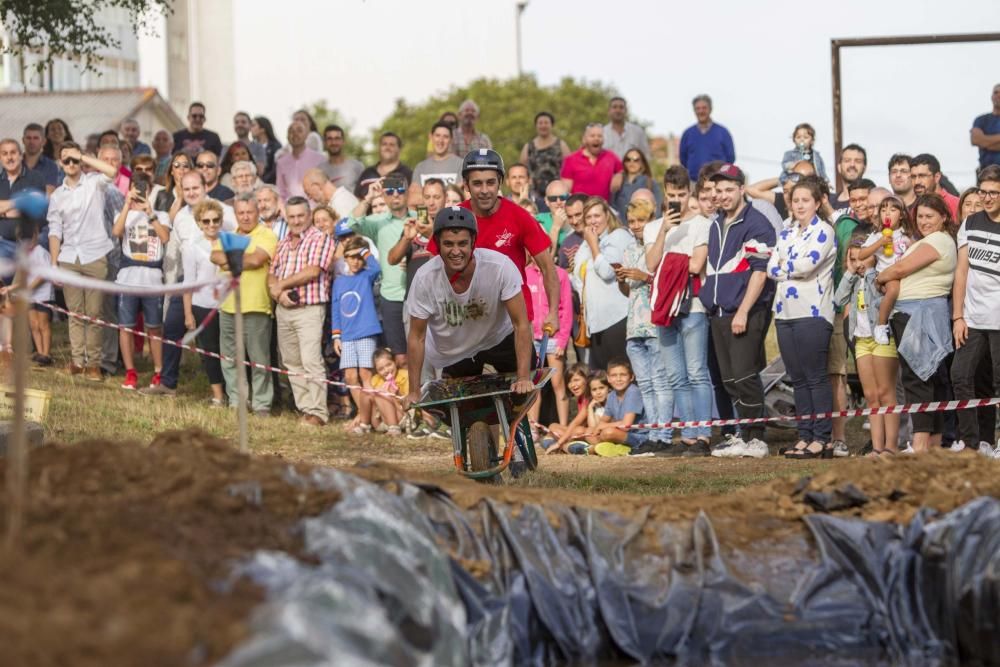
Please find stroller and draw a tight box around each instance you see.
[763,357,865,431]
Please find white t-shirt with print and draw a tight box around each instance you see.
[644,214,711,314]
[27,245,54,302]
[115,209,171,287]
[406,248,523,369]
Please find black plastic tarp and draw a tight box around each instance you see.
[219,468,1000,667]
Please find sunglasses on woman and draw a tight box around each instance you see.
[172,161,191,169]
[200,217,223,225]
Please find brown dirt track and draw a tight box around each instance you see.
[1,429,997,666]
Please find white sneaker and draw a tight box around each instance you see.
[742,438,770,458]
[832,440,849,457]
[873,324,891,345]
[900,441,915,455]
[949,440,967,453]
[979,442,996,458]
[711,434,745,458]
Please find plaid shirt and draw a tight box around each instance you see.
[269,225,335,304]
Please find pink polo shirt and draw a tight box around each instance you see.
[560,148,622,201]
[276,148,326,201]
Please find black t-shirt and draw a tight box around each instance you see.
[354,163,414,198]
[0,168,48,241]
[172,129,223,158]
[773,191,788,220]
[208,183,235,201]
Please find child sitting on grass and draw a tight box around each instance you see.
[544,363,590,454]
[582,358,646,455]
[369,347,450,440]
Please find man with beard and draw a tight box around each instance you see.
[888,153,916,209]
[830,143,867,212]
[911,153,959,220]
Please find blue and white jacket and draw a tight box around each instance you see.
[767,216,836,324]
[700,201,776,316]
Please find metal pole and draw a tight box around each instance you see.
[515,1,528,76]
[5,250,30,549]
[233,282,248,453]
[831,40,843,195]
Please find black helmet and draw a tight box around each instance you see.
[433,206,478,238]
[461,148,505,180]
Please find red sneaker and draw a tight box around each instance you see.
[149,372,162,389]
[122,368,138,390]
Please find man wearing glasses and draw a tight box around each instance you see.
[951,165,1000,457]
[194,150,234,203]
[535,179,572,248]
[910,153,959,221]
[45,143,119,380]
[349,175,411,366]
[173,102,223,158]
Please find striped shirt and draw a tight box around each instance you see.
[269,225,335,305]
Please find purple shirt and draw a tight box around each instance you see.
[276,148,325,201]
[560,148,622,201]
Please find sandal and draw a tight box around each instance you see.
[789,441,833,459]
[865,448,885,459]
[783,440,809,458]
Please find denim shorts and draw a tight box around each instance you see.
[117,294,164,328]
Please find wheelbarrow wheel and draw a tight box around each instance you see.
[467,421,496,475]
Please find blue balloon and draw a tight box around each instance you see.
[12,189,48,220]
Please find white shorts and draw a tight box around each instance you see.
[340,336,378,369]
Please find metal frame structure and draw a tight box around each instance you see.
[830,32,1000,191]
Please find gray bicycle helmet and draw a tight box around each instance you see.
[433,206,478,238]
[461,148,505,180]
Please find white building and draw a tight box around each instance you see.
[0,7,140,92]
[165,0,237,141]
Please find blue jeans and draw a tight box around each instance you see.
[659,312,712,440]
[776,317,833,443]
[160,296,186,390]
[626,336,672,441]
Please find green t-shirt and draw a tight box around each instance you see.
[535,212,570,247]
[349,211,406,302]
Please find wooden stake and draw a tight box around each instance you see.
[233,282,248,453]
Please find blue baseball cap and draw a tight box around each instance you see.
[334,218,354,238]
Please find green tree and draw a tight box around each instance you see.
[304,100,369,162]
[0,0,171,74]
[372,75,632,170]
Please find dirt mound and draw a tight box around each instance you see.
[0,429,339,667]
[354,451,1000,547]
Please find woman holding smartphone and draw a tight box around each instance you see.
[572,197,632,370]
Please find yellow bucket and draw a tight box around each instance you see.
[0,385,51,422]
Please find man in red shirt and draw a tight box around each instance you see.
[559,123,622,201]
[429,149,560,335]
[911,153,959,220]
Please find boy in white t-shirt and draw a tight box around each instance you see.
[111,177,171,390]
[403,207,535,408]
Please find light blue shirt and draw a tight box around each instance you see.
[572,227,632,334]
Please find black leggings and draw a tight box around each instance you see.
[588,317,628,372]
[192,305,223,386]
[443,332,537,378]
[891,312,948,434]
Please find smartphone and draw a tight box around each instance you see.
[667,201,682,217]
[416,206,428,224]
[133,174,149,196]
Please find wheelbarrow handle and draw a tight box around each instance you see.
[537,325,553,369]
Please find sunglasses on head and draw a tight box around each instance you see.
[61,157,81,166]
[383,186,406,195]
[546,194,570,202]
[345,251,365,259]
[196,161,217,169]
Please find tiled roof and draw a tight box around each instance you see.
[0,87,183,140]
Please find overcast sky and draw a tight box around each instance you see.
[139,0,1000,187]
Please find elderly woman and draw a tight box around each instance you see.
[767,176,837,458]
[572,196,632,371]
[876,194,957,452]
[228,160,260,195]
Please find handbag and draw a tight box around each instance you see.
[573,261,591,347]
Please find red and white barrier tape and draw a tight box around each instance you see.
[33,300,403,401]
